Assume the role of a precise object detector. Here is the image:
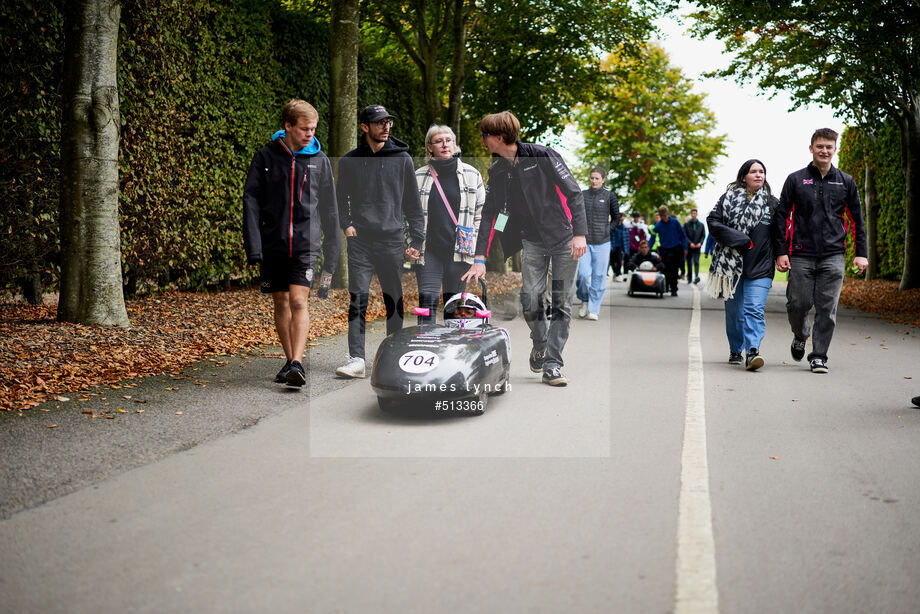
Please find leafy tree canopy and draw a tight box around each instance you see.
[574,43,726,217]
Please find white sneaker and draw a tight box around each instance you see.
[586,313,598,321]
[335,356,366,378]
[578,303,588,318]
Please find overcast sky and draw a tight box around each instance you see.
[556,6,848,220]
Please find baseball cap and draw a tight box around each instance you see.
[359,105,396,124]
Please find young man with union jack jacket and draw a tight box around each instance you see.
[772,128,867,374]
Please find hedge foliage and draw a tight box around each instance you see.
[1,0,429,296]
[838,122,905,280]
[0,2,64,298]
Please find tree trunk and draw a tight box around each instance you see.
[422,52,442,127]
[487,241,507,274]
[446,0,468,135]
[58,0,129,327]
[863,157,879,280]
[329,0,360,289]
[898,101,920,291]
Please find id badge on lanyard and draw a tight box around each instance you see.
[494,210,509,232]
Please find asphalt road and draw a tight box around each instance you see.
[1,276,918,613]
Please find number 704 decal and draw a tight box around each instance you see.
[398,350,440,373]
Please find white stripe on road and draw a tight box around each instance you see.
[675,285,719,613]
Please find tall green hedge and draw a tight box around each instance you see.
[0,3,64,301]
[1,0,428,297]
[838,122,905,280]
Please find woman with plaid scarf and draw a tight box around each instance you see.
[706,159,778,371]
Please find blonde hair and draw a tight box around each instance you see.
[424,125,460,163]
[281,99,318,127]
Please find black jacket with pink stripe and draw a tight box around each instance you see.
[474,142,586,258]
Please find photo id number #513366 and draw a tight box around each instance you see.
[434,399,483,412]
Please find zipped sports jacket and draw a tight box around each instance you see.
[474,141,586,257]
[242,133,340,271]
[772,162,867,259]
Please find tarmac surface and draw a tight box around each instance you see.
[2,276,919,613]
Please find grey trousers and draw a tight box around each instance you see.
[786,253,845,361]
[520,238,579,370]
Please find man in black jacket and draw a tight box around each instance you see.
[575,167,619,320]
[335,104,425,379]
[773,128,868,374]
[683,208,706,284]
[626,240,664,271]
[462,111,587,386]
[243,99,340,387]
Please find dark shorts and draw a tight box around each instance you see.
[260,254,314,294]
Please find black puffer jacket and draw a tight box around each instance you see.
[336,136,425,248]
[582,187,619,245]
[707,192,778,280]
[474,142,586,257]
[773,163,866,258]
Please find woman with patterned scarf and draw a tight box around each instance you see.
[706,159,778,371]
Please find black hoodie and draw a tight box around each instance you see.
[336,136,425,248]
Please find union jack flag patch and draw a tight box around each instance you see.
[803,179,814,184]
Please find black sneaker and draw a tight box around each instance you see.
[285,360,306,387]
[670,290,678,296]
[745,349,764,371]
[529,347,546,373]
[912,396,920,408]
[693,276,700,284]
[809,358,828,374]
[791,338,806,362]
[275,359,292,383]
[728,352,743,365]
[542,367,568,386]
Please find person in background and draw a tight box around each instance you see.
[610,212,630,280]
[648,213,660,252]
[703,233,716,258]
[626,239,664,271]
[653,206,688,296]
[242,99,340,388]
[627,211,649,257]
[462,110,586,386]
[773,128,867,374]
[335,104,425,379]
[684,208,706,284]
[707,159,777,370]
[575,167,619,320]
[413,125,486,323]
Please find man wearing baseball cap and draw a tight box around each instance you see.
[334,105,425,378]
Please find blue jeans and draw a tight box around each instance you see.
[724,277,772,354]
[521,238,579,370]
[786,254,845,361]
[576,241,611,315]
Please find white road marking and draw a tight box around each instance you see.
[675,285,719,613]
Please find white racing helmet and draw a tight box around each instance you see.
[638,260,655,271]
[443,292,489,329]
